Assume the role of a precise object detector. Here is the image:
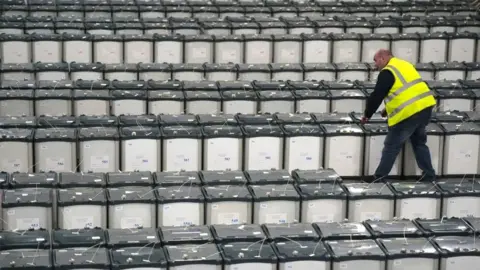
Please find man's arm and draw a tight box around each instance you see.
[364,70,395,119]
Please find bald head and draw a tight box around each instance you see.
[375,49,393,58]
[373,49,393,70]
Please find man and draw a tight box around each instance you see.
[360,49,437,182]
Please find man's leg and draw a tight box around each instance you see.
[410,108,436,181]
[374,119,418,180]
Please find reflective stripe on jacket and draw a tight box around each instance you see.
[382,57,436,126]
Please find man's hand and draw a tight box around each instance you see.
[360,116,369,125]
[381,108,387,118]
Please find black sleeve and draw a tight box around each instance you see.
[364,69,395,119]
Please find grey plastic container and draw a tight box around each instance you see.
[2,188,53,230]
[58,172,106,188]
[107,186,157,229]
[139,63,172,81]
[165,243,222,270]
[110,81,148,116]
[432,235,480,270]
[161,125,203,171]
[62,34,93,63]
[378,237,439,270]
[104,63,138,81]
[344,182,395,222]
[70,62,105,81]
[73,79,111,116]
[156,185,205,226]
[204,185,253,225]
[120,126,162,172]
[0,250,51,269]
[325,239,386,270]
[0,34,31,63]
[0,63,34,81]
[78,126,120,173]
[202,125,244,171]
[274,240,331,270]
[0,128,34,173]
[34,62,69,81]
[297,182,347,222]
[242,124,284,170]
[34,128,77,173]
[250,184,300,224]
[57,187,107,229]
[35,80,73,116]
[53,247,110,269]
[0,81,35,117]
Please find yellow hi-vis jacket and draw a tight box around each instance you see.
[382,57,437,126]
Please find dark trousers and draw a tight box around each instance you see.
[374,106,436,181]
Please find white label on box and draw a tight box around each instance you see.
[454,149,473,160]
[308,202,315,208]
[260,203,268,208]
[132,48,147,60]
[2,158,22,171]
[265,213,287,224]
[100,44,118,57]
[280,49,295,61]
[221,50,238,62]
[212,204,219,209]
[72,216,94,229]
[90,156,110,169]
[115,206,123,211]
[218,213,240,225]
[193,47,207,57]
[338,48,354,61]
[340,263,348,269]
[120,217,143,229]
[175,216,193,226]
[16,218,40,230]
[132,155,149,169]
[46,157,65,171]
[312,214,334,223]
[393,260,402,266]
[217,152,231,162]
[252,48,266,59]
[165,50,175,57]
[360,212,382,221]
[174,154,191,168]
[163,205,170,210]
[7,210,15,215]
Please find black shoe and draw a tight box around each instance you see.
[418,176,435,182]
